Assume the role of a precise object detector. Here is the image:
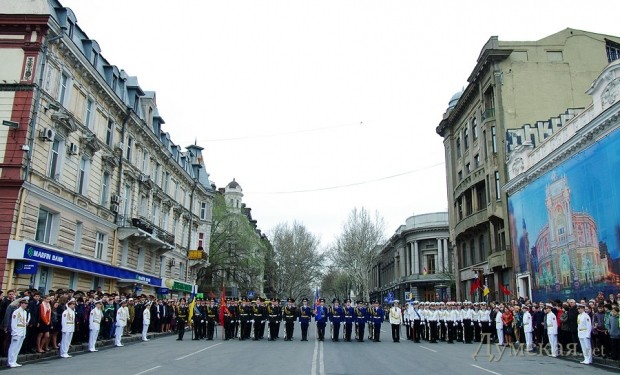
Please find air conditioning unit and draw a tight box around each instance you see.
[110,204,119,213]
[111,194,122,204]
[40,127,56,141]
[139,174,150,183]
[68,143,79,155]
[115,142,124,151]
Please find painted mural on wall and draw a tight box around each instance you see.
[508,128,620,302]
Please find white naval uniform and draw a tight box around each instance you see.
[495,310,504,345]
[577,311,592,364]
[8,306,29,367]
[546,311,558,357]
[115,306,128,346]
[89,307,103,351]
[60,307,76,358]
[142,305,151,341]
[522,311,533,351]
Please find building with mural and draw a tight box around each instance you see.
[504,59,620,301]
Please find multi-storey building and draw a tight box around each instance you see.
[0,0,212,298]
[436,29,620,301]
[504,60,620,301]
[369,212,451,303]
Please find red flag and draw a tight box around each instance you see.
[219,286,226,326]
[499,283,511,296]
[469,276,481,295]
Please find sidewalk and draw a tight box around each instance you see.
[0,330,177,368]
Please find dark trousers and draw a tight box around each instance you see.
[413,320,421,342]
[429,321,438,343]
[481,322,491,343]
[332,323,340,341]
[177,320,186,340]
[447,321,455,343]
[356,322,365,341]
[344,322,352,341]
[439,320,447,341]
[391,324,400,342]
[285,320,295,340]
[373,323,381,341]
[301,322,309,340]
[317,322,326,340]
[463,319,473,343]
[207,320,215,339]
[474,322,481,342]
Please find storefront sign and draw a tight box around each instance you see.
[10,241,161,287]
[14,261,37,274]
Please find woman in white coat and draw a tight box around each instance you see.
[142,301,151,341]
[545,303,558,357]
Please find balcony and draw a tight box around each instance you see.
[488,248,512,269]
[118,215,175,253]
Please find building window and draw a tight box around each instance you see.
[607,41,620,63]
[126,137,133,163]
[426,254,436,274]
[474,154,480,168]
[142,151,149,174]
[456,137,461,158]
[466,163,471,174]
[154,163,161,185]
[458,170,463,181]
[77,157,90,195]
[457,197,463,221]
[92,276,101,290]
[69,272,78,290]
[58,72,69,105]
[198,232,205,249]
[95,232,106,259]
[494,171,501,201]
[137,248,145,270]
[153,203,160,226]
[92,50,98,67]
[479,235,486,262]
[74,221,83,253]
[472,117,478,140]
[48,138,62,180]
[100,171,110,206]
[470,239,476,264]
[35,208,56,244]
[140,195,148,216]
[476,182,486,209]
[463,127,469,150]
[106,119,114,147]
[112,75,118,92]
[491,126,497,154]
[465,189,473,216]
[162,211,169,232]
[84,98,94,129]
[179,262,186,281]
[200,202,207,220]
[483,130,488,160]
[163,172,170,194]
[547,50,563,62]
[133,94,140,112]
[123,184,132,219]
[461,243,468,267]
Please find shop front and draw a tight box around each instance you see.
[158,278,196,300]
[7,240,161,295]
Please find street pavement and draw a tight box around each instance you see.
[4,326,619,374]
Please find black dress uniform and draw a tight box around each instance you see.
[176,301,189,341]
[239,299,252,340]
[283,298,298,341]
[206,300,217,340]
[343,299,354,342]
[267,298,281,340]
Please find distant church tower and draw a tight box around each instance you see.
[545,173,574,246]
[224,179,243,212]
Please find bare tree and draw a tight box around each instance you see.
[271,221,324,302]
[331,207,385,301]
[320,267,353,303]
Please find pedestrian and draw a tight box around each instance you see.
[7,297,29,368]
[88,300,102,352]
[389,300,402,343]
[606,306,620,361]
[545,303,559,357]
[502,305,514,346]
[59,299,76,358]
[37,295,52,353]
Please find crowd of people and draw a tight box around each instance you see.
[1,287,619,368]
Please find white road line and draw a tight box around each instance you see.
[319,341,325,375]
[175,342,223,361]
[419,345,438,353]
[311,339,318,375]
[132,366,161,375]
[471,364,502,375]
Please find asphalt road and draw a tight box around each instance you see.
[6,325,618,375]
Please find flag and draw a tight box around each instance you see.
[470,275,481,295]
[423,266,427,275]
[313,287,322,320]
[499,283,511,296]
[188,296,196,324]
[483,285,490,296]
[219,285,226,326]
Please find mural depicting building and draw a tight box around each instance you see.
[505,59,620,301]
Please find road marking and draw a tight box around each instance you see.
[319,341,325,375]
[175,342,223,360]
[132,366,161,375]
[471,364,502,375]
[419,345,438,352]
[311,340,325,375]
[311,339,318,375]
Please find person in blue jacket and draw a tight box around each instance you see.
[355,300,368,342]
[329,299,344,342]
[315,298,329,341]
[343,299,355,342]
[299,298,313,341]
[369,299,385,342]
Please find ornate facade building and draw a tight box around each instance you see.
[436,29,620,301]
[0,0,212,297]
[370,212,451,303]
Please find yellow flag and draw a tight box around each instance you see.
[483,286,490,296]
[188,298,196,324]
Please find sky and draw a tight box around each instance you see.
[60,0,620,248]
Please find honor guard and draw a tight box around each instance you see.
[7,297,30,367]
[315,298,328,341]
[427,302,438,343]
[60,299,76,357]
[328,299,343,342]
[239,298,252,340]
[141,301,151,342]
[437,302,447,342]
[283,298,298,341]
[446,302,456,344]
[411,301,422,343]
[89,300,103,351]
[268,298,282,341]
[206,298,217,340]
[421,302,430,341]
[299,298,313,341]
[389,300,402,342]
[577,304,592,364]
[355,300,368,342]
[522,305,533,351]
[253,298,267,340]
[192,298,203,340]
[228,298,239,339]
[369,300,384,342]
[461,301,473,344]
[176,298,189,341]
[472,302,481,342]
[222,298,234,340]
[343,299,355,342]
[455,302,464,342]
[403,302,411,340]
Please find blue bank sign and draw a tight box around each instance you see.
[16,242,161,287]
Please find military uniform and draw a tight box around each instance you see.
[411,301,422,343]
[283,298,298,340]
[355,301,368,342]
[176,301,189,341]
[315,298,328,341]
[7,298,29,368]
[328,299,343,342]
[267,298,282,340]
[299,298,313,341]
[239,299,253,340]
[253,298,267,340]
[369,300,384,342]
[206,299,217,340]
[343,299,355,342]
